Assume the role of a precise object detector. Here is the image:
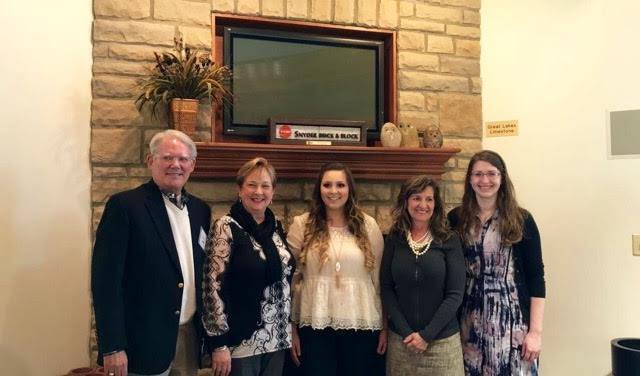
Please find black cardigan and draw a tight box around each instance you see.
[447,207,546,322]
[380,232,466,342]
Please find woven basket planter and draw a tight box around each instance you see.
[169,98,199,135]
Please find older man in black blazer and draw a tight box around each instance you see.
[92,130,211,376]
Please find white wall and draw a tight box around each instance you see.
[482,1,640,374]
[0,1,92,375]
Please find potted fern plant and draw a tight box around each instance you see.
[135,35,231,135]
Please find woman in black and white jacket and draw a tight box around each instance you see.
[202,157,296,376]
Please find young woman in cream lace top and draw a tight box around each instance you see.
[287,162,386,376]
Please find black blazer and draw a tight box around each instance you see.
[91,180,211,374]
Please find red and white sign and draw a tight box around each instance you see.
[278,124,292,139]
[274,123,361,143]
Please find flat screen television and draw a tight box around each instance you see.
[223,26,385,142]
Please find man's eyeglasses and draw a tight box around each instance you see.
[156,155,194,165]
[470,171,501,179]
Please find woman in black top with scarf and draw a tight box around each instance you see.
[380,176,465,376]
[202,157,296,376]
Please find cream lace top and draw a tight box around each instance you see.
[287,213,384,330]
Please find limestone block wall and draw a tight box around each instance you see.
[90,0,481,362]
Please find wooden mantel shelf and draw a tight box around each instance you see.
[193,143,460,181]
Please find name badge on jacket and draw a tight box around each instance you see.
[198,227,207,250]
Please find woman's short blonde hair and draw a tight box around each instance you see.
[236,157,277,187]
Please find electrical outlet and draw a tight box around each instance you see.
[633,235,640,256]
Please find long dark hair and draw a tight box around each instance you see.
[459,150,525,246]
[298,162,374,270]
[390,175,452,243]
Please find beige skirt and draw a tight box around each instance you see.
[386,331,464,376]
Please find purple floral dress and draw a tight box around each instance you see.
[460,212,538,376]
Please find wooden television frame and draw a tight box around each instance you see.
[192,13,460,181]
[211,13,397,145]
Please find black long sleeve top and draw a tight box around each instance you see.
[380,232,466,342]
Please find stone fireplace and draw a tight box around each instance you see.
[90,0,481,365]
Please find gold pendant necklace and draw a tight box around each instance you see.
[330,227,345,286]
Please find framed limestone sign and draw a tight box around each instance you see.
[269,118,369,146]
[485,120,519,137]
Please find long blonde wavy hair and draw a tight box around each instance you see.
[298,163,375,271]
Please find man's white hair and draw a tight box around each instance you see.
[149,129,197,158]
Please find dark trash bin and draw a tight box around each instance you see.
[612,338,640,375]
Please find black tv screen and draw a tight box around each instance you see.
[223,27,385,141]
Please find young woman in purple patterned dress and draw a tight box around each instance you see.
[448,151,546,376]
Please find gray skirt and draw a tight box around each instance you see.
[386,331,464,376]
